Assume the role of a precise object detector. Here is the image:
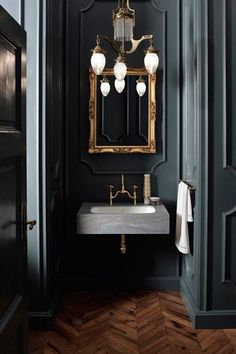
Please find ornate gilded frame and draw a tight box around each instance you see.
[88,68,156,153]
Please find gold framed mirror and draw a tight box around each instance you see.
[88,68,156,153]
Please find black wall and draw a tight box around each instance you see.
[65,0,181,289]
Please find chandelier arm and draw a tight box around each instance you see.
[97,34,154,57]
[97,35,121,54]
[125,35,153,54]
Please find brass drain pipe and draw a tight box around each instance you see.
[120,234,126,254]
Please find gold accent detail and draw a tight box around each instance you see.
[88,68,157,154]
[120,234,126,254]
[108,174,137,205]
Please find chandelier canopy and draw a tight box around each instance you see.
[90,0,159,97]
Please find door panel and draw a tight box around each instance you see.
[0,36,18,128]
[0,5,27,354]
[0,160,19,319]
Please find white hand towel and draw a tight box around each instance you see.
[175,181,193,254]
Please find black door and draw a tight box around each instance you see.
[0,6,28,354]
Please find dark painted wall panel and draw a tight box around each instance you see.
[208,0,236,311]
[65,0,180,287]
[180,0,236,323]
[226,0,236,168]
[41,0,65,311]
[180,0,199,307]
[0,161,18,319]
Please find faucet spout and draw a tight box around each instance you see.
[108,174,138,205]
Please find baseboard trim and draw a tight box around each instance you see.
[29,308,55,331]
[181,279,236,328]
[29,285,62,330]
[64,276,180,291]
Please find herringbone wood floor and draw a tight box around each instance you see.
[29,291,236,354]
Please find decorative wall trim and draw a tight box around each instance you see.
[29,308,56,330]
[222,206,236,286]
[181,279,236,329]
[20,0,25,27]
[223,0,236,171]
[222,0,227,169]
[29,281,62,330]
[151,1,167,167]
[194,311,236,329]
[180,0,200,306]
[180,0,209,312]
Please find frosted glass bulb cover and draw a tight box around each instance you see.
[144,52,159,75]
[100,81,110,96]
[115,79,125,93]
[136,81,146,97]
[114,17,134,41]
[91,52,106,75]
[114,61,127,81]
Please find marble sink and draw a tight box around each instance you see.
[90,205,156,214]
[77,202,170,235]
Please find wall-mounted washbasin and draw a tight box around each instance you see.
[77,202,170,235]
[90,205,156,214]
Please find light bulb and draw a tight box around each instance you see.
[136,77,146,97]
[114,56,127,81]
[100,78,110,96]
[144,52,159,75]
[91,52,106,75]
[90,43,106,76]
[114,79,125,93]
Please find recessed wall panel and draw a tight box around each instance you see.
[0,35,20,129]
[0,159,20,319]
[226,0,236,168]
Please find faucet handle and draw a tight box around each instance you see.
[108,185,114,205]
[133,185,138,205]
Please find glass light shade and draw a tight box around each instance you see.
[136,81,146,97]
[100,81,110,96]
[114,17,134,41]
[114,61,127,81]
[144,52,159,75]
[114,79,125,93]
[91,52,106,75]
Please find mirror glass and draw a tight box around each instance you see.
[88,68,157,153]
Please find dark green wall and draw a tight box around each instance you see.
[65,0,181,289]
[30,0,236,329]
[181,0,236,328]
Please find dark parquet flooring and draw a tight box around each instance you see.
[29,291,236,354]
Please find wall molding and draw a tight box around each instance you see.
[29,307,56,331]
[222,0,227,168]
[181,279,236,328]
[222,206,236,286]
[224,0,236,170]
[29,282,62,330]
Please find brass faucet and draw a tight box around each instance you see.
[108,174,138,205]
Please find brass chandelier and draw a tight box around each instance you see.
[90,0,159,97]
